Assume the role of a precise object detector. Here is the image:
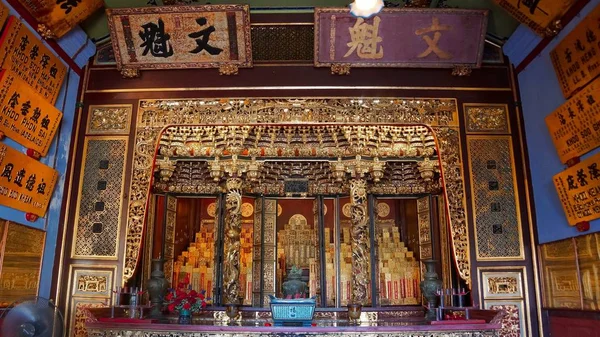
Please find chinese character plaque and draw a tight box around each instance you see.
[107,5,252,72]
[314,8,488,68]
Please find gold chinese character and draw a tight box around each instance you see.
[344,16,383,59]
[415,17,452,59]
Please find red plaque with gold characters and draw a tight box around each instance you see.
[0,144,58,217]
[107,5,252,73]
[550,4,600,99]
[16,0,103,38]
[546,77,600,164]
[0,16,67,104]
[0,69,63,156]
[494,0,577,36]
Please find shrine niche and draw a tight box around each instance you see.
[122,98,470,309]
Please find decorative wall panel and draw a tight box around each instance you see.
[464,104,510,134]
[72,137,127,259]
[252,198,262,306]
[251,24,313,61]
[467,136,523,260]
[417,197,432,259]
[87,105,132,135]
[72,270,113,298]
[540,238,582,309]
[482,271,523,299]
[70,298,109,337]
[478,267,528,337]
[486,301,524,337]
[577,234,600,310]
[164,196,177,286]
[0,221,45,306]
[262,199,277,306]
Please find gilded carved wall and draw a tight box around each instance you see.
[122,98,471,289]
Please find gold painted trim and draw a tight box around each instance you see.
[70,136,129,260]
[86,104,133,135]
[55,66,90,307]
[463,103,511,135]
[510,63,544,337]
[467,135,525,261]
[86,86,512,94]
[477,266,531,337]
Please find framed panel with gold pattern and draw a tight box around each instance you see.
[71,136,128,260]
[86,105,133,135]
[70,265,116,298]
[464,104,510,134]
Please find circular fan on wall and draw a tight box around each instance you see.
[377,202,390,217]
[207,202,217,217]
[241,202,254,217]
[323,204,328,215]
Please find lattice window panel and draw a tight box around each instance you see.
[467,136,523,260]
[73,138,127,258]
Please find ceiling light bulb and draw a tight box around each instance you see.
[350,0,384,18]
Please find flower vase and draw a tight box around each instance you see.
[178,309,192,324]
[419,260,442,321]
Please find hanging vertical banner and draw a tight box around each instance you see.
[546,77,600,164]
[550,5,600,99]
[0,69,63,156]
[493,0,577,36]
[0,143,58,217]
[554,151,600,225]
[0,16,67,104]
[17,0,103,38]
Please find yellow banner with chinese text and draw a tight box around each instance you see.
[0,69,63,156]
[554,152,600,225]
[0,16,67,104]
[17,0,103,38]
[0,143,58,216]
[546,77,600,164]
[550,5,600,99]
[494,0,577,36]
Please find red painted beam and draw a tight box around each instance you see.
[515,0,591,74]
[4,0,84,76]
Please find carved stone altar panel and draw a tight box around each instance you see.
[123,98,470,290]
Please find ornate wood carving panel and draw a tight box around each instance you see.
[467,136,523,260]
[72,137,128,259]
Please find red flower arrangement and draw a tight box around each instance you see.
[164,276,210,313]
